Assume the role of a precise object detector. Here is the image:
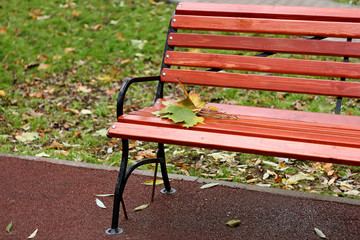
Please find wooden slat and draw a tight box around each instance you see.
[118,113,360,149]
[168,33,360,58]
[128,100,360,133]
[133,99,360,130]
[164,51,360,79]
[171,15,360,38]
[108,122,360,166]
[176,2,360,22]
[161,69,360,98]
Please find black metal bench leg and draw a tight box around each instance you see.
[157,143,176,195]
[106,139,129,235]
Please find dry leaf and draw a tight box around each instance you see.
[28,228,38,239]
[287,173,315,185]
[0,90,6,96]
[0,27,7,34]
[6,221,13,233]
[116,33,125,41]
[49,141,63,149]
[200,182,219,189]
[64,47,76,54]
[16,132,39,142]
[226,219,241,227]
[134,204,149,211]
[35,152,50,157]
[92,24,102,30]
[143,179,164,186]
[314,228,327,239]
[77,85,92,93]
[72,10,82,18]
[95,193,114,197]
[80,109,92,115]
[96,198,106,209]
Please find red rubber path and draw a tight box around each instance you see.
[1,155,359,239]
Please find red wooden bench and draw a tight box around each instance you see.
[106,2,360,235]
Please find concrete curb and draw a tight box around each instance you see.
[2,152,359,206]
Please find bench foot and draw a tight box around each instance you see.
[160,188,177,195]
[105,228,123,235]
[108,141,174,233]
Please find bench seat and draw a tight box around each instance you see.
[109,99,360,166]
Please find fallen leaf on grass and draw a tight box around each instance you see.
[28,228,38,239]
[92,24,102,31]
[134,204,149,211]
[76,85,92,93]
[48,141,63,149]
[0,90,6,96]
[96,198,106,209]
[64,47,75,54]
[80,109,92,115]
[6,221,13,233]
[92,128,107,137]
[226,219,241,227]
[131,39,147,50]
[143,179,164,186]
[200,182,219,189]
[286,173,315,185]
[35,152,50,157]
[314,228,327,239]
[0,27,7,34]
[16,132,39,142]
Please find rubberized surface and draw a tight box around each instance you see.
[1,155,360,239]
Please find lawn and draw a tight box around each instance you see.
[1,0,359,199]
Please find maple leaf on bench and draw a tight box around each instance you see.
[153,81,236,128]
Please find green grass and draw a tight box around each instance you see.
[0,0,359,199]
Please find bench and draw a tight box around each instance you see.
[105,2,360,235]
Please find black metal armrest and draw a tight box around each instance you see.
[116,75,160,118]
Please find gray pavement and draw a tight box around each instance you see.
[165,0,360,9]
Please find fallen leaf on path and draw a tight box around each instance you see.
[200,182,219,189]
[226,219,241,227]
[96,198,106,209]
[28,228,38,239]
[143,179,164,186]
[6,221,13,233]
[314,228,327,239]
[95,193,114,197]
[134,204,149,211]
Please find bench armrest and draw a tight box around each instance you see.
[116,75,160,117]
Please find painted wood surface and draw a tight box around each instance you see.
[164,51,360,79]
[168,33,360,58]
[171,15,360,38]
[176,2,360,22]
[160,69,360,98]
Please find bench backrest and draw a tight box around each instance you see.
[158,2,360,114]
